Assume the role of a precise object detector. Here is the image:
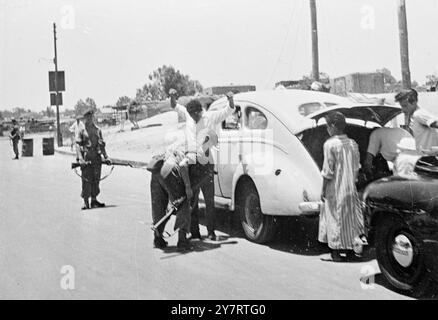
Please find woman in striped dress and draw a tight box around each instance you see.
[318,111,364,262]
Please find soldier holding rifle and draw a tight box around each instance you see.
[75,109,111,210]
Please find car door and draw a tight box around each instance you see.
[218,103,272,199]
[215,103,243,198]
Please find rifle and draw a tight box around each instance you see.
[150,197,185,237]
[71,159,137,169]
[150,174,211,237]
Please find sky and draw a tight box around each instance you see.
[1,0,437,111]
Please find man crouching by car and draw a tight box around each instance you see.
[148,145,195,251]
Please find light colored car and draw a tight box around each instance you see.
[208,89,401,243]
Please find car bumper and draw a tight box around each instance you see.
[298,201,322,215]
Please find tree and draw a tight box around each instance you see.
[425,74,438,86]
[74,97,97,117]
[116,96,132,108]
[0,111,3,120]
[135,65,203,101]
[45,106,55,118]
[63,108,76,118]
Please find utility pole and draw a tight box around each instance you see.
[310,0,319,81]
[397,0,411,89]
[53,22,62,147]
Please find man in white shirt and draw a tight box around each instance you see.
[395,88,438,152]
[69,115,85,152]
[364,127,413,179]
[169,88,235,240]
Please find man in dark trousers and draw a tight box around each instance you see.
[75,109,111,210]
[170,89,236,240]
[9,119,20,159]
[149,146,195,251]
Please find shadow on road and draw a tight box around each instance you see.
[360,272,438,300]
[201,208,375,262]
[160,237,239,259]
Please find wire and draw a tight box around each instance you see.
[318,1,337,78]
[288,0,305,79]
[263,1,299,89]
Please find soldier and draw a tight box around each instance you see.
[149,146,194,251]
[9,118,20,160]
[75,109,111,210]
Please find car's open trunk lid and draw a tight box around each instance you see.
[293,103,402,134]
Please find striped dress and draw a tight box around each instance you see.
[318,134,364,250]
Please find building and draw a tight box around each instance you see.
[331,72,385,96]
[275,80,300,88]
[204,85,256,95]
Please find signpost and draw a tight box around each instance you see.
[50,92,63,106]
[49,71,65,92]
[50,23,64,147]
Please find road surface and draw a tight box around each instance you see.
[0,137,410,299]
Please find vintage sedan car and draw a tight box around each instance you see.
[208,89,401,243]
[363,156,438,294]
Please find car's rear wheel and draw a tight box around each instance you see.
[236,180,277,243]
[375,215,431,296]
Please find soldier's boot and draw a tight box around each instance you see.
[91,198,105,208]
[81,198,90,210]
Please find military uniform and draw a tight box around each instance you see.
[76,110,109,209]
[9,120,20,159]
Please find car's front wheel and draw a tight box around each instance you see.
[236,180,277,243]
[375,215,432,296]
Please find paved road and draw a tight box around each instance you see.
[0,137,410,299]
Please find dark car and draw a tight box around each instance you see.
[363,156,438,295]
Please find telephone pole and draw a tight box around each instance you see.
[397,0,411,89]
[53,22,62,147]
[310,0,319,81]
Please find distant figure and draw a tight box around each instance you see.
[128,101,140,130]
[364,127,413,181]
[311,81,330,92]
[118,111,128,132]
[69,115,85,152]
[395,88,438,152]
[9,119,20,160]
[319,111,364,262]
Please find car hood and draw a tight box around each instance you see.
[294,103,402,134]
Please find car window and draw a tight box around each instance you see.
[222,105,241,130]
[298,102,324,116]
[245,107,268,130]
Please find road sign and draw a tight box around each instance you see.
[49,71,65,91]
[50,92,63,106]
